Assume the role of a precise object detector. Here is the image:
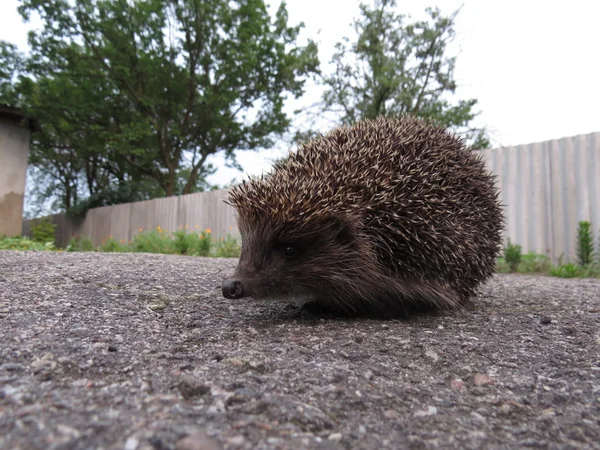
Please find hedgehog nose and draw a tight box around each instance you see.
[222,278,244,299]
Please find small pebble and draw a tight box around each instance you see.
[540,316,552,325]
[227,435,245,446]
[384,409,399,419]
[177,376,211,399]
[474,374,494,386]
[124,437,139,450]
[328,433,342,442]
[451,379,465,391]
[470,412,486,423]
[175,431,221,450]
[425,349,439,362]
[414,406,437,417]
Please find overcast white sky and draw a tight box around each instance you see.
[1,0,599,187]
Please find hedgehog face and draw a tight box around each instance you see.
[221,215,364,304]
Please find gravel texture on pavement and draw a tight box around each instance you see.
[0,250,599,450]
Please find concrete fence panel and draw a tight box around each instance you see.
[177,190,236,240]
[153,195,180,234]
[109,203,132,245]
[90,206,112,247]
[129,199,154,237]
[54,213,78,246]
[204,189,238,241]
[78,211,94,245]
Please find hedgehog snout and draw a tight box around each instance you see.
[222,278,244,299]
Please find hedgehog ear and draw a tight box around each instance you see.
[323,215,358,246]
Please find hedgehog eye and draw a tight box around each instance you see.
[283,245,298,259]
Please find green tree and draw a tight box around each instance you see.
[0,42,25,103]
[312,0,489,149]
[3,0,319,213]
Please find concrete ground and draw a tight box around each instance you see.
[0,250,599,450]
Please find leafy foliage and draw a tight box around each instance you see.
[30,216,57,244]
[0,41,25,103]
[576,220,594,266]
[308,0,489,148]
[0,236,51,251]
[548,262,600,279]
[1,0,319,214]
[503,239,522,273]
[65,235,94,252]
[215,235,243,258]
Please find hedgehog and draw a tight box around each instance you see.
[221,115,504,318]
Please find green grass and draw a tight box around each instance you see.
[0,236,54,251]
[2,230,598,278]
[1,226,241,258]
[496,251,599,279]
[496,252,553,275]
[65,236,94,252]
[548,262,600,278]
[65,226,242,257]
